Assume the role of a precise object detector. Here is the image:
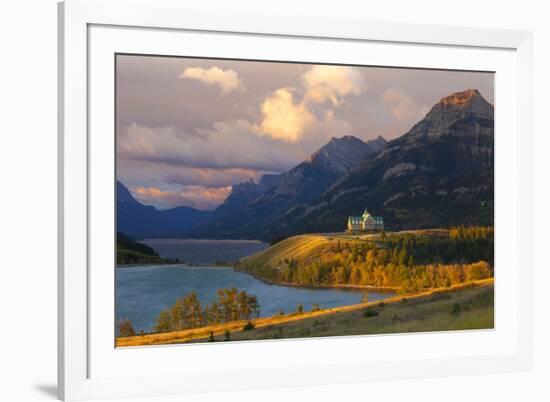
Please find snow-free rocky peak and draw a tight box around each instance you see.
[404,89,494,140]
[309,135,386,174]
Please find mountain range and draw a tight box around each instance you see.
[117,181,210,238]
[270,89,494,237]
[117,88,493,241]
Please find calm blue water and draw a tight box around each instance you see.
[142,238,269,264]
[116,239,393,333]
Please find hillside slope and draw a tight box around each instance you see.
[116,232,172,265]
[236,228,494,291]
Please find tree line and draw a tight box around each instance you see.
[384,226,494,266]
[154,288,260,333]
[238,227,494,293]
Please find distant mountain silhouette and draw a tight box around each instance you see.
[116,181,211,238]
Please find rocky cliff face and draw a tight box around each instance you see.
[214,174,281,217]
[401,89,493,140]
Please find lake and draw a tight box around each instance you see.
[142,238,269,265]
[116,239,393,333]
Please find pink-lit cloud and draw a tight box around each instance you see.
[179,66,244,94]
[302,65,366,106]
[131,185,232,210]
[381,88,428,121]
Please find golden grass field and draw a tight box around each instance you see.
[240,234,332,268]
[116,278,494,347]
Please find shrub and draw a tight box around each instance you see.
[363,309,379,318]
[450,303,462,316]
[224,330,231,341]
[243,321,255,331]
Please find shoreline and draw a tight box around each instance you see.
[116,278,494,347]
[116,262,185,269]
[116,262,397,293]
[116,263,236,269]
[233,266,398,293]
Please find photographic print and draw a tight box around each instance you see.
[115,55,494,347]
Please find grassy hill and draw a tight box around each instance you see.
[241,234,331,269]
[236,227,493,292]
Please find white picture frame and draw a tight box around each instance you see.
[58,0,533,400]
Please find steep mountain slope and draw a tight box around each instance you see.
[191,135,387,239]
[116,181,211,238]
[214,174,281,217]
[277,89,494,235]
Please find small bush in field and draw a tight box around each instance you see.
[363,309,379,318]
[243,321,255,331]
[450,303,462,316]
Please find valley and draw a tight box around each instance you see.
[115,88,495,346]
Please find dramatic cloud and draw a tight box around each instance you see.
[131,185,231,210]
[166,167,261,188]
[251,66,364,142]
[117,121,304,172]
[254,88,315,143]
[302,65,366,106]
[179,66,243,94]
[117,55,494,209]
[381,88,428,121]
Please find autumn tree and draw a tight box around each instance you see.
[118,319,136,337]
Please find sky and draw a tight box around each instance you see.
[116,55,494,210]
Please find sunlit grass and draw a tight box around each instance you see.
[116,278,494,347]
